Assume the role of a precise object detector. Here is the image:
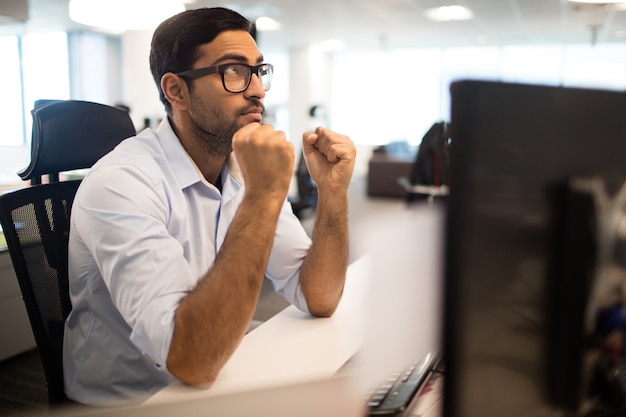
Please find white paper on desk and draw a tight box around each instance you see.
[356,203,444,392]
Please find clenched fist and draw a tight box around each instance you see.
[302,127,356,194]
[232,123,295,200]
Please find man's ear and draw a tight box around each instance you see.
[161,73,188,110]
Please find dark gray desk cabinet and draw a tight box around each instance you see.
[0,250,36,360]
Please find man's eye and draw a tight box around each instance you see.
[224,65,244,76]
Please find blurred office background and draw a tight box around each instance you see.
[1,0,626,186]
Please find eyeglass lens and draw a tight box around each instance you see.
[223,64,272,92]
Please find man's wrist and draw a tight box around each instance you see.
[315,191,349,218]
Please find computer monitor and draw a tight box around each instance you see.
[443,80,626,417]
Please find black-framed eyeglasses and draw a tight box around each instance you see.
[176,63,273,93]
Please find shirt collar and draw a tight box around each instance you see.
[225,152,244,185]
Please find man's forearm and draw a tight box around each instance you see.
[299,192,350,317]
[166,195,284,385]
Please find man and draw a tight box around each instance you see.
[62,7,356,405]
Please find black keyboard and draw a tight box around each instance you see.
[366,352,440,416]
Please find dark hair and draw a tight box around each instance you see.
[149,7,255,113]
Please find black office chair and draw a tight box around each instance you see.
[0,100,135,404]
[398,121,451,204]
[288,151,318,220]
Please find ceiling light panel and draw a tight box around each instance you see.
[69,0,185,32]
[424,5,474,22]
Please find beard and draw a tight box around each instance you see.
[188,94,264,159]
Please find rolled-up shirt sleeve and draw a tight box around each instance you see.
[265,201,312,313]
[73,162,201,366]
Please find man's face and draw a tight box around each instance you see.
[186,30,267,157]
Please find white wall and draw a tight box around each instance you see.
[288,46,333,152]
[120,30,163,131]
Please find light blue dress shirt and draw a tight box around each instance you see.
[63,118,312,405]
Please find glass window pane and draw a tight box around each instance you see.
[501,45,564,85]
[21,32,70,142]
[0,36,24,147]
[562,44,626,91]
[331,48,444,146]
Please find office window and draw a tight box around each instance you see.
[331,48,443,146]
[562,44,626,91]
[438,46,502,125]
[0,36,24,147]
[331,47,505,146]
[21,32,70,141]
[0,32,70,184]
[386,48,443,146]
[0,32,70,148]
[331,43,626,148]
[501,45,564,85]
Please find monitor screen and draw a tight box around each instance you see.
[443,80,626,417]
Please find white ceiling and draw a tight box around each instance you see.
[2,0,626,51]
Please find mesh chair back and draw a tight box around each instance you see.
[0,181,79,403]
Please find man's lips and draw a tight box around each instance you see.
[242,106,263,115]
[241,107,264,121]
